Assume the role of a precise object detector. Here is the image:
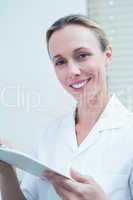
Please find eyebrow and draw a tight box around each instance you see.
[52,55,62,60]
[73,47,91,53]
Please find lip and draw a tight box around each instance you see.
[69,77,92,90]
[69,78,89,86]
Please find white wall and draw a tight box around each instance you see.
[0,0,86,153]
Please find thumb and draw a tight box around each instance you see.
[70,168,93,184]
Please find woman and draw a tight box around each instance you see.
[1,14,133,200]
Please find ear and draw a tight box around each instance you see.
[105,45,112,66]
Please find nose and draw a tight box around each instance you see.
[67,60,81,77]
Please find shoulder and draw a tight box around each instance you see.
[40,110,75,141]
[122,109,133,127]
[37,111,75,161]
[118,110,133,147]
[112,94,133,124]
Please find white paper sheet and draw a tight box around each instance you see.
[0,147,69,179]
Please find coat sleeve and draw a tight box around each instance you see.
[20,144,39,200]
[128,165,133,199]
[21,173,38,200]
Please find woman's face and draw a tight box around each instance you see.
[48,25,112,101]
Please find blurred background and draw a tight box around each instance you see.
[0,0,133,154]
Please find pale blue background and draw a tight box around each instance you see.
[0,0,86,153]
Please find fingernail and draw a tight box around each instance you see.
[41,171,49,180]
[42,171,48,177]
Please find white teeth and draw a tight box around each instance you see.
[71,77,92,89]
[71,80,86,89]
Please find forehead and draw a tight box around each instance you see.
[48,25,101,57]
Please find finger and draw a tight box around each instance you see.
[0,138,13,149]
[0,138,4,145]
[54,177,82,195]
[0,143,7,148]
[53,183,77,200]
[70,168,94,184]
[44,170,81,193]
[45,170,93,199]
[44,171,82,198]
[0,138,6,148]
[43,170,68,184]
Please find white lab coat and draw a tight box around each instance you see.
[21,94,133,200]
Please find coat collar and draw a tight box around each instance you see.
[71,94,131,133]
[61,94,131,153]
[95,94,130,132]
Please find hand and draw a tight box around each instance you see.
[44,169,109,200]
[0,138,15,176]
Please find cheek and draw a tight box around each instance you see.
[96,67,107,88]
[55,69,67,86]
[86,65,106,85]
[84,64,100,77]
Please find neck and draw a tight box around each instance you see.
[75,91,109,144]
[77,90,109,121]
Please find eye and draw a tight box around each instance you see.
[77,52,92,61]
[55,59,66,66]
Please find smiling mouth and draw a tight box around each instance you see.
[70,77,92,89]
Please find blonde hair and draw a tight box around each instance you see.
[46,14,110,52]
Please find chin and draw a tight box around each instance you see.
[72,93,81,102]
